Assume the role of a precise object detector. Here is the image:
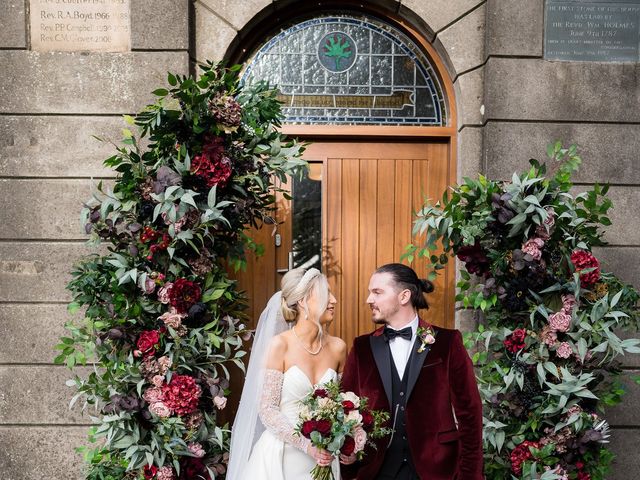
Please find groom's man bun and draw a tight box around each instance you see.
[375,263,434,309]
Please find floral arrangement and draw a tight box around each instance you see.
[407,143,640,479]
[55,62,307,479]
[295,380,391,480]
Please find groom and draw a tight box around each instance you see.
[340,263,483,480]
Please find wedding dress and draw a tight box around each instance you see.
[240,366,340,480]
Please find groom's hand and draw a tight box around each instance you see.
[339,453,357,465]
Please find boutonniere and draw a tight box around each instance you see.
[417,325,436,353]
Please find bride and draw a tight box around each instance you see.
[227,267,347,480]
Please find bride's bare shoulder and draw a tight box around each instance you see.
[325,334,347,353]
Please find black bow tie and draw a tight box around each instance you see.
[383,326,413,341]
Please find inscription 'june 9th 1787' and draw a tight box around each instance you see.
[545,1,640,62]
[30,0,131,52]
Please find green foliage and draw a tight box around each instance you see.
[56,62,307,478]
[410,143,640,479]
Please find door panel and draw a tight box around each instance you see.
[234,141,454,350]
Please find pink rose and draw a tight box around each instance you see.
[423,334,436,344]
[158,309,186,330]
[143,387,164,404]
[353,426,367,453]
[556,342,573,359]
[188,442,206,458]
[213,395,228,410]
[157,283,174,304]
[549,311,572,332]
[522,238,545,261]
[152,375,165,387]
[149,401,172,417]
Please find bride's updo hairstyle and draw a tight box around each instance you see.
[280,267,329,324]
[375,263,434,309]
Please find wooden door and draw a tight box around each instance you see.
[234,140,455,349]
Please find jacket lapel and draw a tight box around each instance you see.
[369,333,392,408]
[406,320,437,400]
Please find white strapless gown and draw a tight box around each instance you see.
[242,366,341,480]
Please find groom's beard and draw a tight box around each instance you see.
[370,304,399,324]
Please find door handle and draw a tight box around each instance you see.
[276,251,294,273]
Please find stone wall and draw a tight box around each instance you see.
[0,0,637,478]
[0,1,189,478]
[482,1,640,478]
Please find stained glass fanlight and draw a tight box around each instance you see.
[243,15,447,126]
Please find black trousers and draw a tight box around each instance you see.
[375,463,420,480]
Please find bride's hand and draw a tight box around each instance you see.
[308,445,333,466]
[339,453,357,465]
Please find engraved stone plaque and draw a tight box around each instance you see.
[545,0,640,62]
[30,0,131,52]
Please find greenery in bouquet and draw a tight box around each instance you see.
[55,62,307,479]
[407,143,640,479]
[295,380,391,480]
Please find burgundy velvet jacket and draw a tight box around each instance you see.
[340,321,483,480]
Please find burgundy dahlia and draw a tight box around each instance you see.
[179,457,212,480]
[190,136,232,188]
[570,249,600,288]
[161,374,202,416]
[168,278,202,314]
[456,241,491,276]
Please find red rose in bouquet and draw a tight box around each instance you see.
[340,436,355,456]
[361,410,374,430]
[314,388,328,398]
[301,420,318,438]
[342,400,355,413]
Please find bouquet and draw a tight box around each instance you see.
[295,380,391,480]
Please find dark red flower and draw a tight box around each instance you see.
[179,457,212,480]
[301,420,317,438]
[575,460,585,470]
[342,400,355,413]
[504,328,527,354]
[161,374,202,416]
[315,419,332,436]
[456,241,491,276]
[510,440,539,476]
[144,465,158,479]
[576,472,591,480]
[136,330,161,357]
[361,410,374,430]
[570,249,600,288]
[314,388,328,398]
[341,436,355,456]
[169,278,202,314]
[191,136,232,188]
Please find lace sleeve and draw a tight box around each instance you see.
[259,369,311,454]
